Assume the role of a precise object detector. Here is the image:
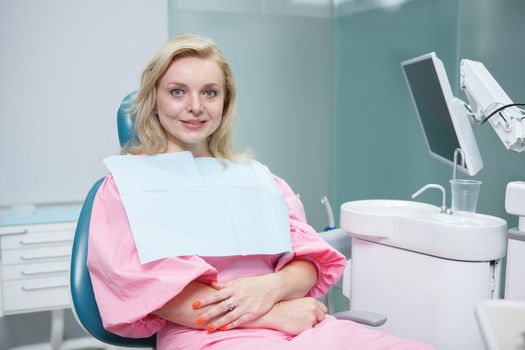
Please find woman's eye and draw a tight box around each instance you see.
[170,88,184,97]
[203,90,217,97]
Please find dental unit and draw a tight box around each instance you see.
[335,52,525,350]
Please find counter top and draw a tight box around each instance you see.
[0,203,82,227]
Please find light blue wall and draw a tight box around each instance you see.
[332,0,461,222]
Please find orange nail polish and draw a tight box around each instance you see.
[192,301,202,309]
[206,324,215,332]
[219,325,228,331]
[195,316,206,325]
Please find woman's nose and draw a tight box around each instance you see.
[186,94,203,114]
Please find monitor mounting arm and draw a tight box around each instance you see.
[460,59,525,152]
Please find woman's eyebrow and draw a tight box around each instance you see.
[165,82,222,88]
[165,81,187,87]
[202,83,222,89]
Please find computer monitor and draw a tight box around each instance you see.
[401,52,483,176]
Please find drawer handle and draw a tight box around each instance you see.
[22,284,68,291]
[21,269,69,276]
[19,238,72,245]
[21,254,70,261]
[3,229,29,235]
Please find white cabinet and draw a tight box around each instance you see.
[0,218,112,350]
[0,222,75,316]
[348,238,501,350]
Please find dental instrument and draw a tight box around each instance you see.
[321,196,336,231]
[319,196,351,254]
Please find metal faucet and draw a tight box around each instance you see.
[411,184,451,214]
[411,149,464,215]
[452,148,465,181]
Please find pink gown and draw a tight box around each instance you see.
[88,174,434,350]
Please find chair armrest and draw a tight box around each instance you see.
[320,228,351,254]
[333,310,387,327]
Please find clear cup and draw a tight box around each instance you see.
[449,179,482,213]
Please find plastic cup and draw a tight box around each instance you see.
[449,179,482,213]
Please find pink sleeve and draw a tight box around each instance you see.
[87,175,218,338]
[273,176,346,298]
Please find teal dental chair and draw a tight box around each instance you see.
[69,93,386,349]
[70,92,156,348]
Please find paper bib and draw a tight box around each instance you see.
[103,152,291,264]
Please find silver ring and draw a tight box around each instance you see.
[224,299,235,312]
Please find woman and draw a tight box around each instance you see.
[88,34,434,349]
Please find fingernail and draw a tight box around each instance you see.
[206,324,215,332]
[192,301,202,309]
[196,316,206,325]
[219,325,228,331]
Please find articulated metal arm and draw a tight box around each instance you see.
[460,59,525,152]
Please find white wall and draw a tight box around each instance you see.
[169,1,334,229]
[0,1,167,348]
[0,0,168,207]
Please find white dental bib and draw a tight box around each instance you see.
[103,152,292,264]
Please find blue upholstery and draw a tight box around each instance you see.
[70,93,156,348]
[70,178,156,347]
[117,91,138,148]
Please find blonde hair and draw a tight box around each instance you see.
[128,34,248,161]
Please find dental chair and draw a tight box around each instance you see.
[70,93,155,348]
[69,93,385,349]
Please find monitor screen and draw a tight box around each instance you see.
[401,52,483,176]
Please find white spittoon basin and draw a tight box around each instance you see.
[340,199,507,261]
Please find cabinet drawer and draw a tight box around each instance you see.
[0,222,76,237]
[2,276,70,314]
[1,230,73,250]
[1,246,71,264]
[2,261,69,281]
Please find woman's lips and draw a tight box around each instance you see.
[182,120,206,129]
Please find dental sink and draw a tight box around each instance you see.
[340,200,507,261]
[342,200,508,349]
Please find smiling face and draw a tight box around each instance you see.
[155,55,225,156]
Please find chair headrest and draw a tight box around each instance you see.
[117,91,138,148]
